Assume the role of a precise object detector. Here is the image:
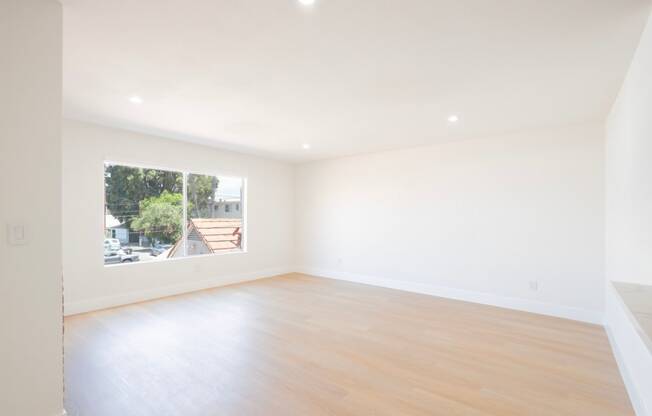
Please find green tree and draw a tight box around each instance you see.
[131,191,184,244]
[187,174,219,218]
[104,165,182,226]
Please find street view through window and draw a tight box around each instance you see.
[104,163,244,265]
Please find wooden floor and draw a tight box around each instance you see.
[64,274,633,416]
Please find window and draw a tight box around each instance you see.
[181,174,244,258]
[103,163,245,265]
[225,204,231,213]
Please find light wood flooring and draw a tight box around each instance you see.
[64,273,633,416]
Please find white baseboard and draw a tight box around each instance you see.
[298,267,603,325]
[605,325,647,416]
[64,265,603,325]
[605,283,652,416]
[64,267,293,316]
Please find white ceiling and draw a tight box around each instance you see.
[62,0,651,162]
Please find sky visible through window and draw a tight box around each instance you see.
[104,163,244,265]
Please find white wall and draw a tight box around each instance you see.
[296,123,605,323]
[62,120,295,314]
[606,11,652,287]
[605,10,652,416]
[605,284,652,415]
[0,1,64,415]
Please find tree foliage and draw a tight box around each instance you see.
[104,165,183,226]
[187,174,219,218]
[131,191,184,244]
[105,165,222,244]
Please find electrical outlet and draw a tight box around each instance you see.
[6,223,28,246]
[529,280,539,291]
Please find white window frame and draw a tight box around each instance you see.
[103,160,247,267]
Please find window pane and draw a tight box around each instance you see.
[104,163,183,265]
[175,174,243,258]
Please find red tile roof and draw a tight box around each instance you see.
[191,218,242,251]
[168,218,242,257]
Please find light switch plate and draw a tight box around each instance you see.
[7,223,28,246]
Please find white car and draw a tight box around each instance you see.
[104,248,140,265]
[104,238,121,252]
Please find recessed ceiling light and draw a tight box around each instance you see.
[129,96,143,104]
[302,143,311,150]
[447,115,459,123]
[298,0,316,6]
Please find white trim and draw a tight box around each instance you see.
[241,178,248,252]
[66,266,604,323]
[104,159,248,183]
[182,171,188,257]
[103,247,247,268]
[102,161,248,267]
[610,282,652,354]
[64,267,292,316]
[605,282,652,416]
[605,326,647,416]
[298,267,604,325]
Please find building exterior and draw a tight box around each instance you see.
[168,218,242,258]
[212,198,242,219]
[104,214,129,245]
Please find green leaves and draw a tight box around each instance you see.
[104,165,223,246]
[104,165,182,226]
[131,191,183,244]
[187,173,219,218]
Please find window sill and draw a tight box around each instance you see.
[104,249,248,268]
[612,281,652,354]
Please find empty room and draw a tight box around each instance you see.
[2,0,652,415]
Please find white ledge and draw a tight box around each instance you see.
[612,281,652,354]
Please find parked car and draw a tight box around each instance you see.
[104,249,140,265]
[151,243,172,257]
[104,238,121,251]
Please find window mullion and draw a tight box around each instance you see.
[182,172,188,257]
